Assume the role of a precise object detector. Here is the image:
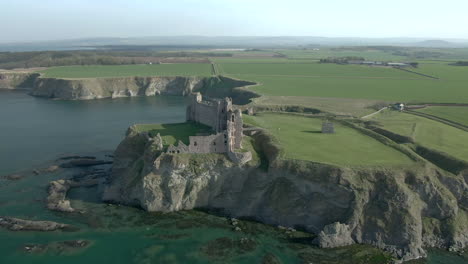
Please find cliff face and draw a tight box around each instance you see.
[0,72,39,89]
[30,76,205,100]
[104,127,468,262]
[26,75,258,102]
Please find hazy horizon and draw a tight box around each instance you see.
[2,0,468,44]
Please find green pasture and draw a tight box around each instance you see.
[40,64,212,78]
[211,58,315,64]
[218,62,419,78]
[371,110,468,161]
[214,59,468,104]
[235,74,467,103]
[243,113,414,166]
[412,63,468,80]
[276,48,407,61]
[134,122,212,147]
[253,96,381,117]
[415,106,468,126]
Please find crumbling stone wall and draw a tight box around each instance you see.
[188,133,227,153]
[167,141,189,154]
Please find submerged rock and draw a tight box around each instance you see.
[59,159,112,168]
[3,174,24,181]
[57,156,97,161]
[262,253,282,264]
[22,240,91,255]
[0,217,75,231]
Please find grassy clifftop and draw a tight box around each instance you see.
[40,64,213,78]
[133,122,212,147]
[244,112,415,167]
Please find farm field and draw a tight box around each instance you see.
[216,61,468,104]
[217,62,421,78]
[275,47,468,61]
[415,106,468,126]
[370,110,468,161]
[40,64,212,78]
[275,48,407,61]
[252,96,381,117]
[412,63,468,80]
[243,112,414,166]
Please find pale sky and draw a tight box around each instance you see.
[1,0,467,43]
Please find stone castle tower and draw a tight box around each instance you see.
[186,92,243,148]
[167,92,251,164]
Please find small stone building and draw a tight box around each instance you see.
[322,121,335,134]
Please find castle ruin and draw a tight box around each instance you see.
[167,92,252,164]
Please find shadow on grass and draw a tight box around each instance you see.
[148,122,213,146]
[301,130,322,134]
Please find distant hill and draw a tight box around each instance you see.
[412,39,465,48]
[1,36,468,52]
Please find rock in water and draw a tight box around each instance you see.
[3,174,23,181]
[316,222,355,248]
[47,177,100,213]
[59,159,112,168]
[0,217,75,231]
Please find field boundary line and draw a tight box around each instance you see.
[226,73,430,81]
[394,67,440,80]
[404,110,468,132]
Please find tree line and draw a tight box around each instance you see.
[0,50,233,69]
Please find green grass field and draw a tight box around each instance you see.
[134,122,213,147]
[415,106,468,126]
[371,110,468,161]
[243,113,414,166]
[413,63,468,80]
[253,96,381,117]
[41,64,212,78]
[218,62,420,78]
[216,61,468,104]
[275,48,407,61]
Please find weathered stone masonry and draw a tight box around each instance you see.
[167,92,251,164]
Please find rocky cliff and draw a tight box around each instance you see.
[0,72,39,89]
[103,127,468,262]
[28,75,258,101]
[30,76,205,100]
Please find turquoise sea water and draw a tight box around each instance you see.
[0,91,466,264]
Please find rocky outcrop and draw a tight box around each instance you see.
[316,222,355,248]
[103,129,468,262]
[0,72,39,89]
[0,217,74,231]
[47,177,100,213]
